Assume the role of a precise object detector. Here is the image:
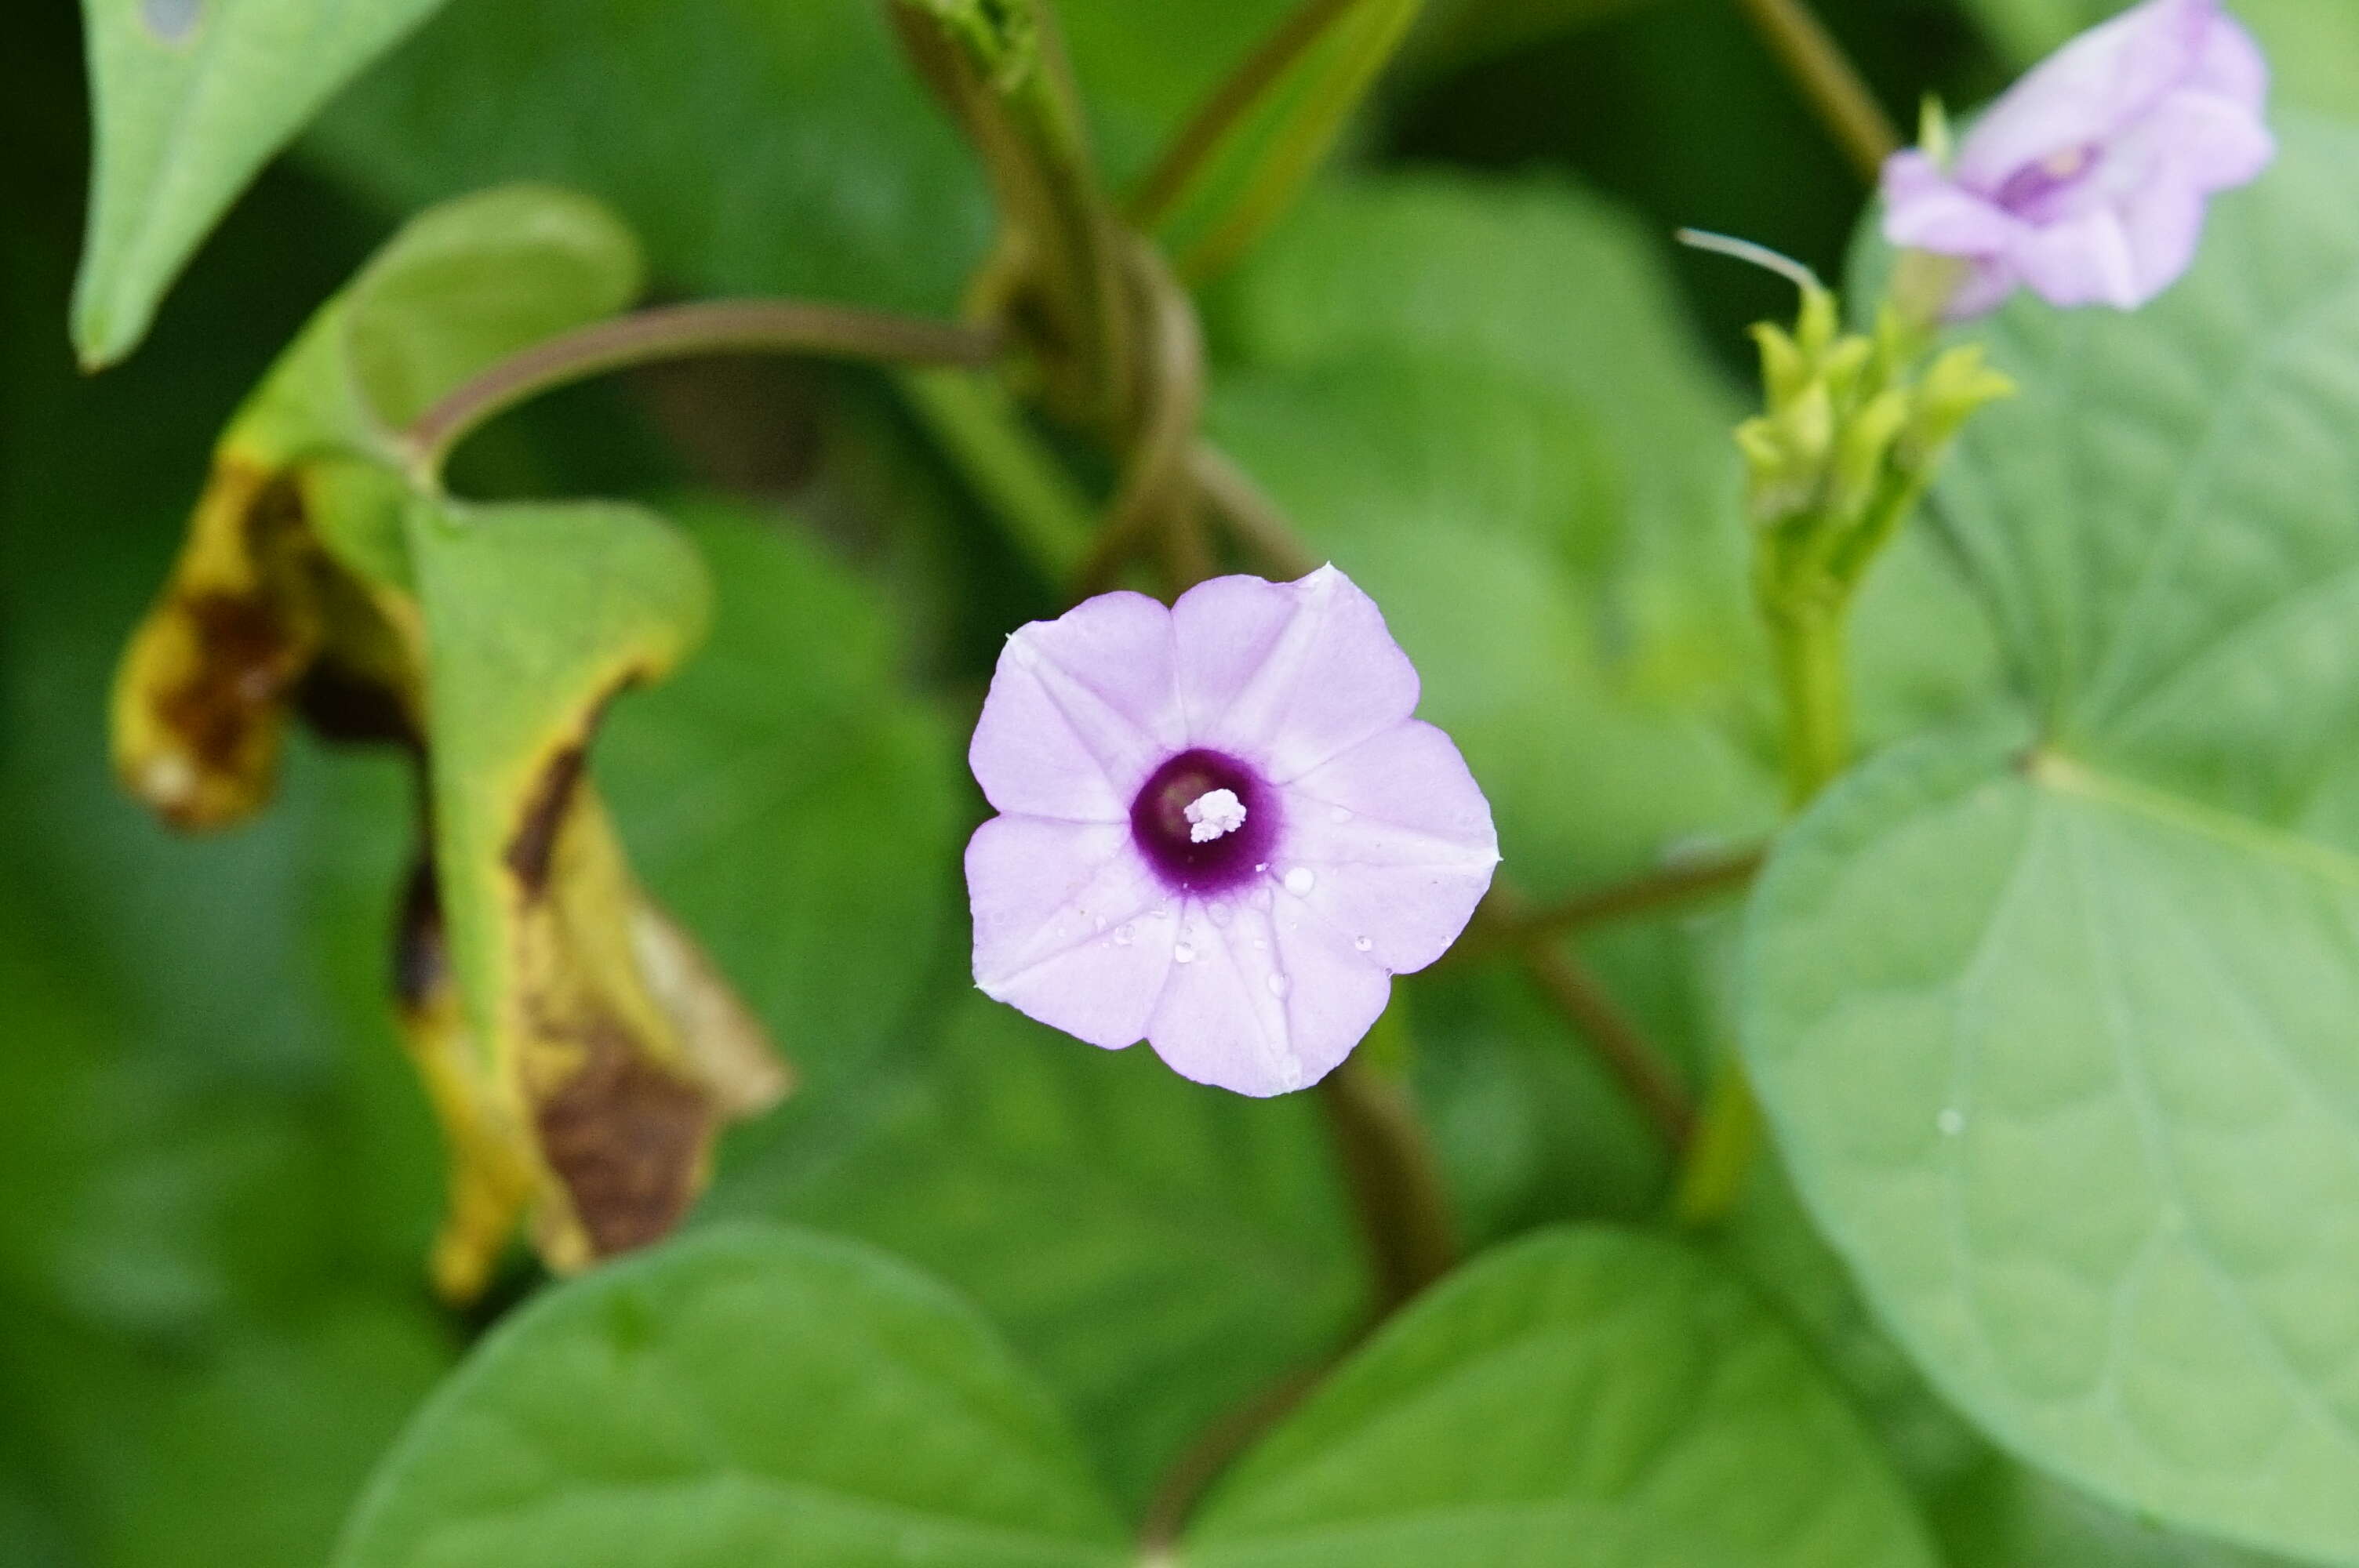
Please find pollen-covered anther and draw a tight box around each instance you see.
[1184,788,1247,843]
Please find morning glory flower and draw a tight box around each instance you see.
[1881,0,2273,319]
[965,566,1499,1097]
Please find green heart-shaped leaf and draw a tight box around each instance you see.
[331,1225,1130,1568]
[1746,113,2359,1562]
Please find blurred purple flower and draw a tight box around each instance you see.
[965,566,1499,1097]
[1881,0,2273,318]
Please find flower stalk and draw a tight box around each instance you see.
[1677,267,2012,1224]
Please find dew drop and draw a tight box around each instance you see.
[1354,935,1372,953]
[1173,943,1197,964]
[1329,805,1354,823]
[1283,867,1316,897]
[1266,973,1289,997]
[1113,924,1136,946]
[143,0,202,42]
[1209,900,1234,927]
[1936,1108,1965,1137]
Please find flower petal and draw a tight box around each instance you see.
[1172,565,1419,784]
[1957,0,2215,191]
[1274,719,1499,975]
[966,815,1175,1048]
[1144,894,1389,1096]
[1881,153,2019,256]
[2012,203,2146,308]
[2190,5,2270,110]
[2135,85,2277,193]
[969,590,1184,821]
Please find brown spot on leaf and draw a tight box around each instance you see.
[153,590,304,772]
[533,1017,712,1258]
[505,746,586,899]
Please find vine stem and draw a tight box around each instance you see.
[1129,0,1362,227]
[1446,846,1765,963]
[1731,0,1899,183]
[402,300,1000,480]
[1674,562,1856,1222]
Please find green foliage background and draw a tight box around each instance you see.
[3,1,2350,1565]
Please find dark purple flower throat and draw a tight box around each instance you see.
[1130,748,1278,895]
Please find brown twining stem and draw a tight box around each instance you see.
[1731,0,1900,183]
[1521,936,1697,1151]
[1318,1056,1460,1312]
[1448,845,1765,963]
[404,300,1000,477]
[1129,0,1367,227]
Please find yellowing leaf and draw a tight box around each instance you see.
[112,187,643,829]
[403,494,783,1295]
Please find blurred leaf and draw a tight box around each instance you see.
[708,989,1363,1513]
[333,1225,1130,1568]
[3,121,461,1568]
[1184,1227,1940,1565]
[1133,0,1423,285]
[1745,115,2359,1563]
[597,504,965,1091]
[73,0,454,366]
[1961,0,2359,117]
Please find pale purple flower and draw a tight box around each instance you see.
[1881,0,2273,318]
[965,566,1499,1097]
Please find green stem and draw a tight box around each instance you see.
[1129,0,1365,229]
[1674,559,1856,1223]
[1765,590,1853,809]
[403,300,998,482]
[889,0,1133,432]
[897,366,1096,580]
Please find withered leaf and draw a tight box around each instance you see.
[404,492,783,1296]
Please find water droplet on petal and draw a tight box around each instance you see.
[1354,935,1372,953]
[1173,943,1197,964]
[1209,900,1233,926]
[1283,867,1316,897]
[1114,924,1135,946]
[1936,1108,1965,1136]
[1266,973,1289,997]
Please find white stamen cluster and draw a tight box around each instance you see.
[1183,788,1247,843]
